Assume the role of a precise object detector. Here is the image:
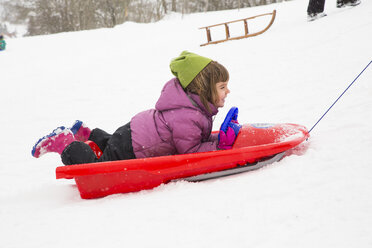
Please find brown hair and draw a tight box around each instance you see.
[185,61,229,113]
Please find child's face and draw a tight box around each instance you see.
[215,81,230,108]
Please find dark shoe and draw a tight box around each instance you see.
[337,0,345,8]
[307,13,318,21]
[347,0,361,6]
[317,12,327,18]
[307,12,327,22]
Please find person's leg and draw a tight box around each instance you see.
[88,128,112,151]
[61,123,135,165]
[61,141,98,165]
[69,120,112,152]
[60,128,113,165]
[317,0,326,13]
[307,0,327,21]
[307,0,318,15]
[97,123,136,162]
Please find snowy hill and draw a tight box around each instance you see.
[1,0,372,247]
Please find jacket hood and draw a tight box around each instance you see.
[155,78,218,118]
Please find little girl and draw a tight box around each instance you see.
[32,51,237,165]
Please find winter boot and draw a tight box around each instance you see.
[338,0,361,7]
[317,12,327,18]
[307,13,318,21]
[307,12,327,21]
[70,120,91,142]
[32,127,75,158]
[337,0,345,7]
[347,0,361,6]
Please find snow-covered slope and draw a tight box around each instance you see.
[1,0,371,247]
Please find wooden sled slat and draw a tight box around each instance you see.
[199,9,276,46]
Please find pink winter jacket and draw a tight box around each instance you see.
[130,78,219,158]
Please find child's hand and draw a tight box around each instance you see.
[218,126,236,150]
[229,120,241,136]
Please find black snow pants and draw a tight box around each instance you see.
[307,0,325,14]
[61,122,136,165]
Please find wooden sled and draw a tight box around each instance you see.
[199,9,276,46]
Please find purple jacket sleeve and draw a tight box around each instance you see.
[171,114,218,154]
[208,132,219,142]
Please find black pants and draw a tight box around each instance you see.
[307,0,325,14]
[61,122,136,165]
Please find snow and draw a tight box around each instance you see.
[1,0,372,247]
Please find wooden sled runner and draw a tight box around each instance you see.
[199,9,276,46]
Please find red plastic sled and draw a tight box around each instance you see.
[56,123,309,199]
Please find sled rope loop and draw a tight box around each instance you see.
[199,9,276,46]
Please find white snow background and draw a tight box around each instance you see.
[1,0,372,247]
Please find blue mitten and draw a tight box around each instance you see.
[218,107,242,149]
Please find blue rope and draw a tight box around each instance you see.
[308,60,372,134]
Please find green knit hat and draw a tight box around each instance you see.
[170,51,212,88]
